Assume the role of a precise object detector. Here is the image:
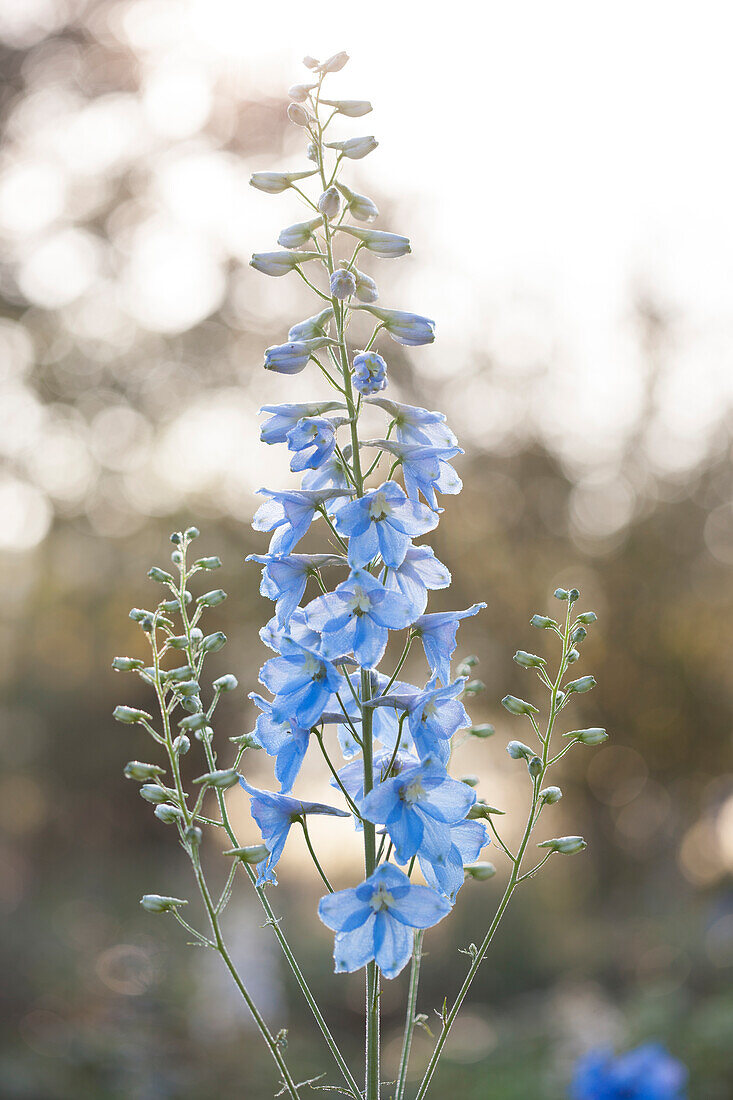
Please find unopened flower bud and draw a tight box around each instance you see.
[527,756,543,778]
[530,614,558,629]
[501,695,539,716]
[140,784,170,804]
[317,186,341,219]
[124,761,165,781]
[264,336,336,376]
[513,650,546,669]
[184,825,202,847]
[352,267,378,303]
[354,306,435,346]
[571,626,587,644]
[306,142,319,162]
[171,550,182,564]
[339,225,410,258]
[506,740,533,760]
[302,55,320,70]
[464,861,496,880]
[179,712,209,732]
[464,680,485,696]
[140,894,187,913]
[113,705,152,725]
[194,557,221,572]
[173,733,190,754]
[172,679,200,697]
[154,803,184,825]
[565,727,608,745]
[352,351,387,395]
[170,532,182,545]
[165,664,195,683]
[460,775,479,787]
[287,102,310,127]
[129,608,152,623]
[556,690,566,705]
[568,588,580,603]
[249,169,317,194]
[193,767,239,789]
[330,268,356,299]
[224,843,270,864]
[288,82,317,102]
[277,216,323,249]
[319,51,349,73]
[213,674,238,693]
[566,648,580,664]
[198,589,227,607]
[166,634,188,649]
[319,98,372,117]
[229,732,261,749]
[538,836,587,854]
[576,611,597,624]
[468,724,494,739]
[112,657,144,672]
[148,566,173,584]
[554,588,569,600]
[325,135,378,160]
[288,307,334,341]
[185,527,199,540]
[540,785,563,804]
[335,182,379,222]
[467,801,504,819]
[565,675,596,694]
[250,250,321,277]
[201,631,226,653]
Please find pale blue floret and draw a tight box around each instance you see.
[413,603,487,685]
[253,487,353,555]
[259,401,344,443]
[359,755,476,865]
[330,268,357,299]
[318,863,451,979]
[334,481,438,569]
[335,749,420,807]
[304,568,413,669]
[259,640,344,728]
[247,553,343,626]
[418,818,490,902]
[338,225,411,257]
[571,1043,688,1100]
[403,677,471,760]
[259,609,322,654]
[352,351,387,395]
[366,397,457,447]
[286,416,340,471]
[367,439,463,510]
[238,776,349,885]
[249,693,311,792]
[353,306,435,346]
[383,545,451,619]
[301,450,353,494]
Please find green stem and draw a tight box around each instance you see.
[301,818,334,893]
[394,931,423,1100]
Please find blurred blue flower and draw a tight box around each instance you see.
[253,487,353,555]
[413,603,486,685]
[318,863,451,978]
[571,1043,688,1100]
[238,777,349,884]
[286,416,342,471]
[359,755,475,864]
[247,553,343,626]
[259,401,344,444]
[334,480,438,569]
[304,568,413,668]
[384,545,451,618]
[369,439,463,510]
[419,818,490,902]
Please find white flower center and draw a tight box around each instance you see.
[369,883,395,911]
[421,701,437,724]
[347,584,372,615]
[400,777,426,805]
[368,491,392,522]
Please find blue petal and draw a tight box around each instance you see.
[373,910,413,979]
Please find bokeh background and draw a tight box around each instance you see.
[2,2,733,1097]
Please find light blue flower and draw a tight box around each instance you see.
[288,307,334,341]
[367,439,463,510]
[418,818,489,902]
[330,269,356,299]
[571,1043,688,1100]
[249,693,311,792]
[360,756,475,864]
[286,416,344,472]
[413,603,486,685]
[403,677,471,760]
[366,397,457,447]
[334,749,420,806]
[259,640,344,728]
[253,487,353,555]
[259,608,322,653]
[384,545,451,619]
[353,352,387,395]
[301,449,353,494]
[260,401,345,444]
[338,226,411,258]
[238,777,349,885]
[318,863,451,978]
[250,250,322,277]
[247,553,343,626]
[304,569,413,669]
[263,338,334,375]
[334,481,438,569]
[354,306,435,346]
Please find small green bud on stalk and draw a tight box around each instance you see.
[167,635,189,649]
[468,801,505,819]
[464,861,496,880]
[164,665,196,683]
[198,589,227,607]
[213,674,238,693]
[555,690,566,705]
[513,650,546,669]
[148,566,173,584]
[501,695,539,716]
[193,768,239,790]
[565,675,596,694]
[171,550,182,565]
[172,680,200,697]
[568,588,580,603]
[530,614,558,629]
[464,680,485,696]
[553,588,569,601]
[506,740,533,760]
[184,825,202,848]
[179,696,201,714]
[112,657,145,672]
[173,734,190,755]
[538,836,587,854]
[179,713,209,732]
[170,532,182,545]
[201,631,226,653]
[154,804,184,825]
[527,756,543,778]
[468,724,494,739]
[113,705,153,725]
[571,626,587,645]
[460,775,479,787]
[576,611,597,624]
[194,557,222,570]
[288,82,317,102]
[566,648,580,664]
[140,894,187,913]
[124,761,164,781]
[140,784,171,804]
[185,527,200,540]
[229,732,261,748]
[317,186,341,219]
[539,786,563,804]
[564,727,608,745]
[129,607,152,623]
[456,654,479,676]
[224,844,270,864]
